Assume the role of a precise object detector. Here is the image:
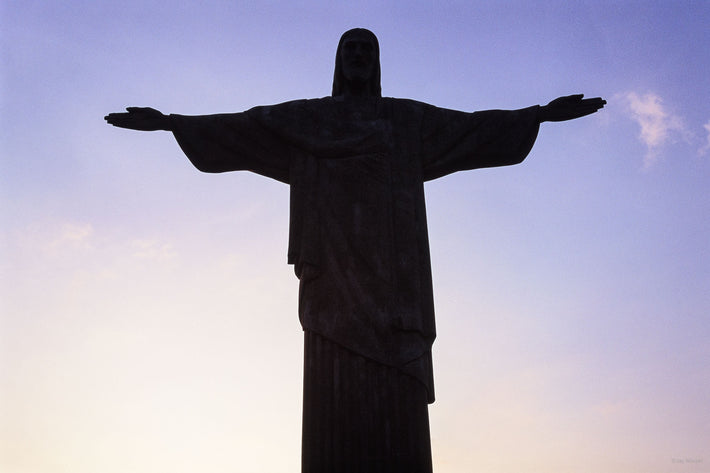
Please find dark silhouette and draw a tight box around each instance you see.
[105,28,605,473]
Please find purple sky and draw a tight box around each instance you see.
[2,2,708,472]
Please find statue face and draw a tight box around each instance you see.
[340,33,376,83]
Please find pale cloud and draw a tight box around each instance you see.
[129,239,178,263]
[6,221,180,281]
[47,222,94,251]
[58,222,93,242]
[699,120,710,157]
[617,92,689,169]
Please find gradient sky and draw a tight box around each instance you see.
[2,1,709,473]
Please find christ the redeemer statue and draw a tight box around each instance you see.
[106,28,605,473]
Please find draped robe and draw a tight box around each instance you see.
[170,96,540,404]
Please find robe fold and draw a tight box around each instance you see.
[170,96,540,403]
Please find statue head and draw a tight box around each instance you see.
[332,28,381,97]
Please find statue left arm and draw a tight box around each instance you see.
[420,104,541,181]
[539,94,606,122]
[419,94,605,181]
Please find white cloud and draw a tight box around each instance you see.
[699,120,710,157]
[4,221,180,288]
[129,239,178,263]
[617,92,689,169]
[45,222,94,252]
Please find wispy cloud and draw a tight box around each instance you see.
[616,92,689,169]
[46,222,94,251]
[699,120,710,157]
[129,239,178,263]
[6,221,179,282]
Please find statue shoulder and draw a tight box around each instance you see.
[385,96,436,110]
[379,97,437,120]
[243,98,327,124]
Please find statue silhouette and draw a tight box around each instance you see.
[106,28,605,473]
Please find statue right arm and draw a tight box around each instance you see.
[105,104,292,184]
[104,107,172,131]
[169,110,291,183]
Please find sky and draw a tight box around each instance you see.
[1,1,709,473]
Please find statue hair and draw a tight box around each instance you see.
[332,28,382,97]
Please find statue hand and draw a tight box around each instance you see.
[540,94,606,122]
[104,107,171,131]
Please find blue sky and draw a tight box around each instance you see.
[2,2,709,473]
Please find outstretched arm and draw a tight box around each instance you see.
[109,105,293,182]
[104,107,172,131]
[539,94,606,122]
